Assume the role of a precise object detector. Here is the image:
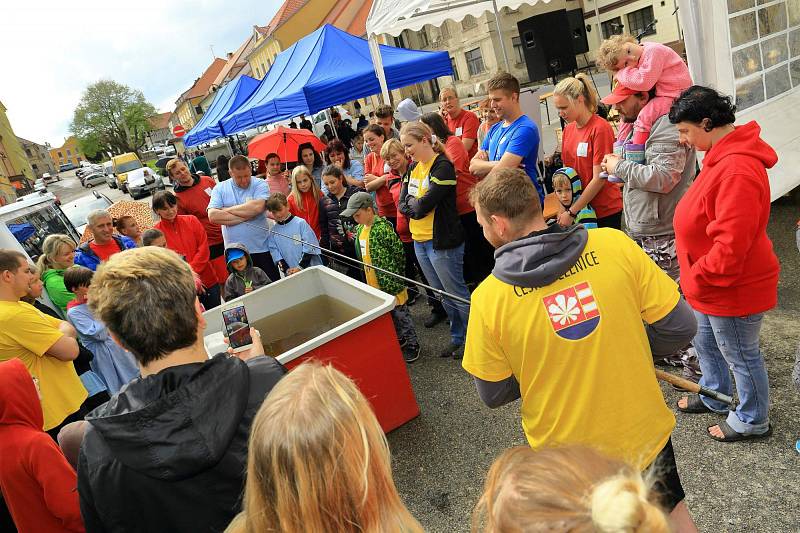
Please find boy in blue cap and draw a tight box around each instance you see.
[223,243,271,301]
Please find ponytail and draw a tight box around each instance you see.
[554,73,600,114]
[591,475,671,533]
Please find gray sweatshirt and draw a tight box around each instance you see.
[615,114,696,238]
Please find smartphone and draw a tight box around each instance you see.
[222,303,253,352]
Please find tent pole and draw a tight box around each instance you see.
[492,0,510,72]
[369,34,392,105]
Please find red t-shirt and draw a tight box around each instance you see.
[89,240,123,262]
[446,109,480,160]
[364,152,396,218]
[561,114,621,219]
[175,175,223,245]
[444,136,478,215]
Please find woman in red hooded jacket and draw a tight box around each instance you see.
[670,86,779,442]
[153,190,221,310]
[0,359,84,532]
[362,124,397,228]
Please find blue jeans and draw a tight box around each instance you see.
[693,310,770,434]
[414,241,471,345]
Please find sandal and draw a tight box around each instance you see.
[676,394,713,414]
[708,420,773,442]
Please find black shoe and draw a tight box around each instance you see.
[403,345,421,363]
[425,312,447,328]
[439,342,462,358]
[406,291,419,306]
[451,344,465,360]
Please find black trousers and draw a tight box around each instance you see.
[45,389,111,442]
[199,284,221,310]
[597,210,623,230]
[250,251,281,281]
[460,210,495,287]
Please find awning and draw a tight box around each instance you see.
[183,75,260,147]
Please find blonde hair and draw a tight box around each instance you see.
[238,361,423,533]
[554,73,600,114]
[399,121,445,155]
[289,165,320,213]
[472,446,670,533]
[37,234,77,273]
[165,158,186,177]
[596,34,638,72]
[380,138,404,161]
[552,172,571,190]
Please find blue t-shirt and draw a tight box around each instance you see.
[267,215,322,270]
[208,177,271,253]
[481,115,543,202]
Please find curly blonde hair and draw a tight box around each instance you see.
[596,34,638,72]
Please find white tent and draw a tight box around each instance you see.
[366,0,552,103]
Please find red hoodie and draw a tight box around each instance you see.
[673,121,780,316]
[155,214,218,289]
[287,189,322,241]
[387,169,412,243]
[0,359,84,532]
[174,175,224,246]
[364,152,397,218]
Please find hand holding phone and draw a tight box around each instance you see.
[222,303,253,352]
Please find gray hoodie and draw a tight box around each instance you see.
[223,242,271,301]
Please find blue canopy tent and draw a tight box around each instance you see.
[183,75,260,147]
[220,24,452,135]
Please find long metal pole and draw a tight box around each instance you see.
[492,0,511,72]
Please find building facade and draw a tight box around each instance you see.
[0,101,35,203]
[174,58,228,130]
[146,112,173,150]
[18,137,56,178]
[48,136,84,169]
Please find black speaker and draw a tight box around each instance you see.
[567,9,589,55]
[517,10,578,82]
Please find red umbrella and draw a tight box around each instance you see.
[247,126,326,163]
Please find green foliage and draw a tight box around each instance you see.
[70,80,157,158]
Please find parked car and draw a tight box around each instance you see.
[127,167,165,199]
[34,179,47,192]
[60,190,113,236]
[59,163,77,172]
[112,153,144,193]
[81,172,107,188]
[42,172,60,183]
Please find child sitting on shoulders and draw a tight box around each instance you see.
[265,193,323,277]
[63,266,139,394]
[223,243,271,301]
[597,34,692,145]
[341,192,420,363]
[551,167,598,229]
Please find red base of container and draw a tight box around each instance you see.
[283,313,420,433]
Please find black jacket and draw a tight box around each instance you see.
[399,154,464,250]
[318,185,360,256]
[78,354,286,533]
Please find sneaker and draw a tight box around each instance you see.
[439,342,461,358]
[402,344,421,363]
[425,312,447,328]
[451,344,465,360]
[406,291,419,306]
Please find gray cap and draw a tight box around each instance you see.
[396,98,421,122]
[340,191,375,217]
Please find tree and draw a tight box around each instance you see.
[70,80,157,157]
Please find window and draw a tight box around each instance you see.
[513,36,524,64]
[450,56,460,81]
[627,6,656,38]
[255,66,261,78]
[419,27,429,48]
[440,21,450,40]
[66,149,71,156]
[465,47,485,76]
[462,15,478,31]
[57,151,63,158]
[728,1,800,110]
[601,17,624,39]
[394,31,407,49]
[25,148,32,157]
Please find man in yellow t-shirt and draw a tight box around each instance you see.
[0,250,86,434]
[463,169,698,529]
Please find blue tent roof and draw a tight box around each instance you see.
[220,25,452,135]
[183,75,260,147]
[8,223,36,243]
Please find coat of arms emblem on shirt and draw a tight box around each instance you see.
[542,281,600,340]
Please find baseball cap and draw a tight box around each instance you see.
[396,98,421,122]
[226,249,245,264]
[340,192,375,217]
[600,83,641,105]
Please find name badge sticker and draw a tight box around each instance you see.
[455,127,463,136]
[577,142,589,157]
[204,187,214,197]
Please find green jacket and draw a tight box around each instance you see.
[41,269,74,314]
[353,217,406,296]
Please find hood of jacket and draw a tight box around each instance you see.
[173,173,202,193]
[0,359,43,429]
[492,224,589,288]
[85,354,251,481]
[553,167,582,208]
[702,121,778,170]
[225,242,253,273]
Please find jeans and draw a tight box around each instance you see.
[414,241,471,345]
[391,304,419,349]
[402,241,444,314]
[693,310,770,434]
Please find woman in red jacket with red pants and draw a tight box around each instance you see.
[153,190,221,309]
[671,86,779,442]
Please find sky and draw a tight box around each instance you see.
[1,0,282,147]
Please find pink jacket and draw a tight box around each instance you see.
[616,42,692,98]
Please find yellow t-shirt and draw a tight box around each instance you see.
[462,229,678,470]
[359,225,408,305]
[407,157,436,242]
[0,301,87,430]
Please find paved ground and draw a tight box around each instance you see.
[389,197,800,532]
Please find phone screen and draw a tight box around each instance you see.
[222,304,253,350]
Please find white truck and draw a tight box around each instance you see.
[0,192,81,262]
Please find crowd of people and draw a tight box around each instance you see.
[0,31,788,532]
